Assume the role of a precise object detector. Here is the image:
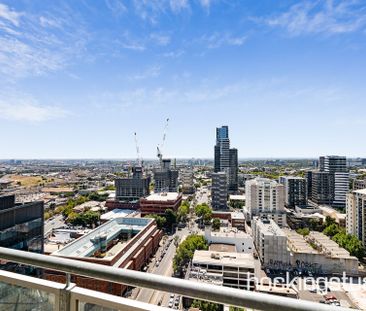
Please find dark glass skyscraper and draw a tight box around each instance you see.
[214,125,238,193]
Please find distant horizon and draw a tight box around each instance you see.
[1,156,364,161]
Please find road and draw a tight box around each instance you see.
[135,226,190,305]
[135,188,207,307]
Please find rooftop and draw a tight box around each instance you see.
[354,188,366,195]
[144,192,180,202]
[255,218,286,237]
[53,217,152,258]
[193,250,255,269]
[209,243,237,253]
[100,208,136,221]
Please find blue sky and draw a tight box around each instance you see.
[0,0,365,159]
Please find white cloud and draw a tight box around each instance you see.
[162,50,185,58]
[265,0,366,36]
[170,0,189,13]
[0,93,67,122]
[202,32,247,48]
[129,65,161,80]
[0,3,22,26]
[199,0,212,10]
[150,33,171,46]
[105,0,127,15]
[0,4,88,78]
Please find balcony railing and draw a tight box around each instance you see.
[0,246,358,311]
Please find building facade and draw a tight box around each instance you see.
[214,126,238,192]
[115,166,150,202]
[211,172,228,210]
[308,156,349,209]
[181,167,195,194]
[139,192,182,216]
[346,189,366,246]
[279,176,307,208]
[245,178,286,226]
[0,195,44,254]
[154,159,179,193]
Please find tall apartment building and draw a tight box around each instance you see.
[229,148,238,192]
[154,159,179,193]
[279,176,307,208]
[245,178,286,227]
[308,171,334,205]
[115,166,150,202]
[346,189,366,246]
[324,156,349,209]
[0,195,44,253]
[211,172,228,210]
[181,167,194,194]
[307,156,349,209]
[214,126,238,192]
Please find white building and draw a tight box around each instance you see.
[347,189,366,246]
[204,227,253,253]
[245,178,286,227]
[191,250,255,290]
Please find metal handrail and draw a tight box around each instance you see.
[0,247,357,311]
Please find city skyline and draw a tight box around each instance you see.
[1,1,366,159]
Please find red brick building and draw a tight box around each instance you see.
[45,217,162,296]
[140,192,182,216]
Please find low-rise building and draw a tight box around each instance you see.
[204,227,253,253]
[191,250,255,291]
[139,192,182,216]
[252,216,359,275]
[47,217,162,296]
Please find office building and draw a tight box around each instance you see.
[214,126,230,173]
[140,192,182,216]
[245,178,286,226]
[191,251,255,291]
[154,159,179,193]
[347,189,366,246]
[279,176,307,208]
[181,167,194,194]
[211,172,228,210]
[214,126,238,192]
[0,195,44,254]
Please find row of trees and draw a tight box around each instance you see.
[323,217,365,259]
[67,210,100,227]
[195,203,212,224]
[173,234,208,274]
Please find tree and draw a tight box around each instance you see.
[177,202,189,223]
[165,209,177,229]
[325,216,336,227]
[212,218,221,231]
[191,300,221,311]
[173,235,208,274]
[195,203,212,225]
[296,227,310,236]
[323,223,341,237]
[145,214,166,229]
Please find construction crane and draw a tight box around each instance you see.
[134,132,142,167]
[157,118,169,167]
